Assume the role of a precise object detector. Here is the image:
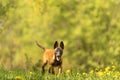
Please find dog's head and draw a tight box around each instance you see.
[54,41,64,61]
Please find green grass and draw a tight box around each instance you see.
[0,67,120,80]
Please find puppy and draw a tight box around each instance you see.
[36,41,64,74]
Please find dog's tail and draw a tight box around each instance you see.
[35,41,45,51]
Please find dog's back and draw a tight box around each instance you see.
[43,49,55,64]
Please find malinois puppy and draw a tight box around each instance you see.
[36,41,64,74]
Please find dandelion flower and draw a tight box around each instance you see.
[89,70,94,74]
[96,71,104,76]
[105,66,110,73]
[77,72,80,75]
[66,69,71,74]
[112,66,116,70]
[30,71,33,75]
[82,72,86,75]
[16,76,22,80]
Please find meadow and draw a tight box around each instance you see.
[0,0,120,80]
[0,65,120,80]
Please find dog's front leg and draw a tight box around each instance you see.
[58,66,62,74]
[49,65,55,74]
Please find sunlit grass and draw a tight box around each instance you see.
[0,65,120,80]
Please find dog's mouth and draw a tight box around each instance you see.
[56,56,61,61]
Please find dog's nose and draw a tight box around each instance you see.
[56,51,61,57]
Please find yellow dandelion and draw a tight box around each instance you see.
[82,72,86,75]
[77,72,80,75]
[96,71,104,76]
[105,66,110,73]
[112,66,116,70]
[30,71,33,75]
[106,71,111,75]
[116,71,120,75]
[116,71,119,74]
[89,70,94,74]
[66,69,71,74]
[16,76,22,80]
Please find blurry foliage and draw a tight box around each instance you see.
[0,0,120,71]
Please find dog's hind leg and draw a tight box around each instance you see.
[42,61,47,73]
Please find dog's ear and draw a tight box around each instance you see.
[60,41,64,49]
[54,41,58,49]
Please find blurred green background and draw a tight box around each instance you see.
[0,0,120,71]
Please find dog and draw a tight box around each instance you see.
[36,41,64,74]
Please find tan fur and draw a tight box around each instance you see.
[42,49,62,74]
[36,41,64,74]
[43,49,55,64]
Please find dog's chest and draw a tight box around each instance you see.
[51,60,62,67]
